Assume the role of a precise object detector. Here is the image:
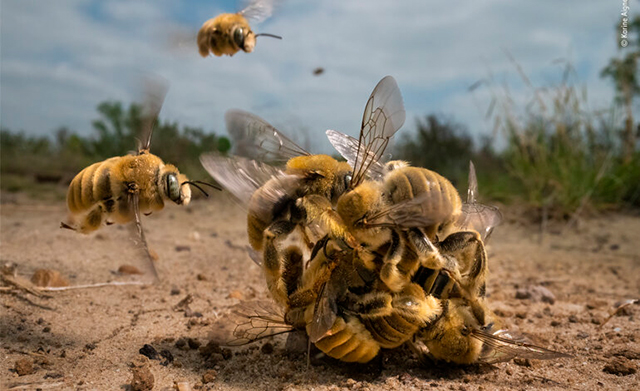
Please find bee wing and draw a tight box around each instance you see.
[238,0,278,23]
[326,129,386,181]
[225,109,310,164]
[458,161,503,242]
[245,245,263,267]
[364,192,450,229]
[213,300,294,346]
[200,153,285,206]
[129,192,160,282]
[473,329,571,364]
[137,77,169,154]
[350,76,405,187]
[308,281,338,343]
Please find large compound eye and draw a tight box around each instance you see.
[233,27,245,48]
[166,174,180,202]
[344,173,353,189]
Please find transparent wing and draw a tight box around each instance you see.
[350,76,405,187]
[214,300,294,346]
[225,109,309,164]
[129,192,159,282]
[473,329,571,364]
[239,0,278,23]
[364,192,451,229]
[326,129,386,181]
[200,153,285,206]
[246,245,263,267]
[457,161,503,241]
[308,282,338,343]
[138,77,169,154]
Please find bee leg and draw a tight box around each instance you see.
[288,241,342,310]
[380,230,416,292]
[296,195,357,249]
[437,231,487,298]
[60,221,76,231]
[263,220,298,306]
[406,228,448,270]
[76,205,105,234]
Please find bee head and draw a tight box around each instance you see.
[163,169,191,206]
[422,299,484,364]
[337,182,382,230]
[232,25,256,53]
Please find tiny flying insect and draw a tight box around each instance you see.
[197,0,282,57]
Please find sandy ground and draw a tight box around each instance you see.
[1,191,639,391]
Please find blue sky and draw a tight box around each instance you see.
[0,0,635,153]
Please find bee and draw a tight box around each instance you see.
[197,0,282,57]
[61,80,219,279]
[201,76,405,308]
[328,121,501,296]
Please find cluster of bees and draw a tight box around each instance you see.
[60,0,570,367]
[200,76,569,365]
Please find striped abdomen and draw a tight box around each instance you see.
[384,167,462,239]
[67,157,120,216]
[65,154,166,233]
[311,316,380,363]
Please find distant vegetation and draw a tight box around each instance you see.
[1,100,230,199]
[394,17,640,217]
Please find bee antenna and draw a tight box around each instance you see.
[181,181,221,198]
[255,33,282,40]
[192,180,222,191]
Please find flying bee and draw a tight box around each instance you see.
[197,0,282,57]
[201,76,406,308]
[61,80,219,279]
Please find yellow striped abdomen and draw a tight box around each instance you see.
[384,166,462,239]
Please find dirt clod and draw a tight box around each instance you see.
[139,344,160,360]
[160,349,174,366]
[515,285,556,304]
[202,369,217,384]
[196,273,208,281]
[130,365,155,391]
[603,357,636,376]
[513,358,532,367]
[14,358,35,376]
[31,269,69,287]
[261,342,274,354]
[188,338,201,350]
[227,290,244,300]
[118,264,143,275]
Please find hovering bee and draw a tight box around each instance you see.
[61,80,219,279]
[201,76,405,308]
[197,0,282,57]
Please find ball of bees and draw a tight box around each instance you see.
[197,0,282,57]
[202,76,569,366]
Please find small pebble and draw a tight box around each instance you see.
[202,369,217,384]
[261,342,274,354]
[14,358,35,376]
[603,357,637,376]
[130,366,154,391]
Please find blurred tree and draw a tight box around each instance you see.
[601,16,640,163]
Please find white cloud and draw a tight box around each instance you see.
[0,0,625,154]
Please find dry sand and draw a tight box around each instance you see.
[1,192,639,390]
